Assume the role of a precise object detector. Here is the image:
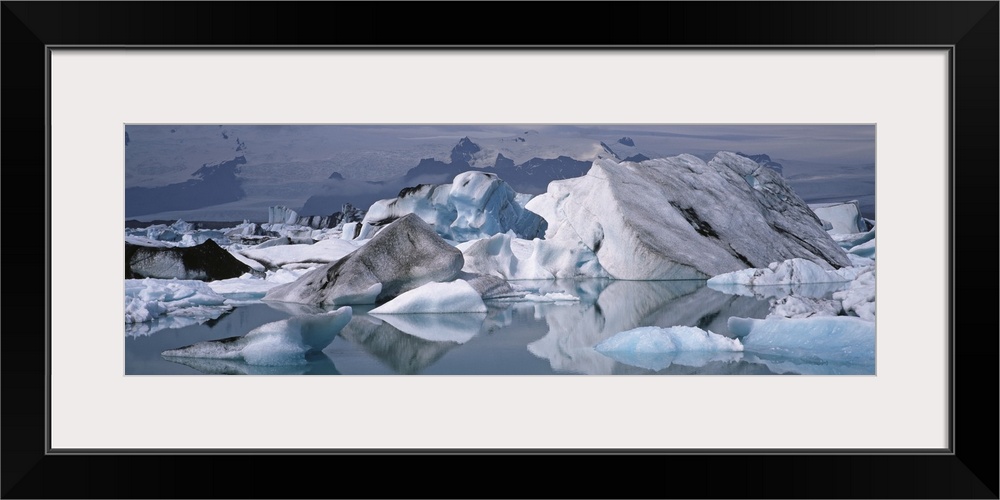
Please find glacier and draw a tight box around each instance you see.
[161,307,352,366]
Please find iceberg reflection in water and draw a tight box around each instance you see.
[128,279,866,375]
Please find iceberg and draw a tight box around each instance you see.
[126,239,252,281]
[161,307,352,366]
[339,315,462,374]
[847,238,876,259]
[125,278,232,325]
[369,280,487,314]
[263,214,464,306]
[594,326,744,372]
[524,153,851,280]
[371,312,486,344]
[767,295,844,319]
[833,267,875,320]
[729,316,875,364]
[809,200,869,234]
[525,281,768,374]
[357,171,547,243]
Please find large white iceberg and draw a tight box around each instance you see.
[357,171,547,243]
[524,153,851,280]
[369,280,487,314]
[161,307,352,366]
[594,326,744,371]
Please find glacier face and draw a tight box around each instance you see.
[524,153,851,279]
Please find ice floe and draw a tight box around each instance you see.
[161,307,352,366]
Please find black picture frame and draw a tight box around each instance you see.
[3,2,996,498]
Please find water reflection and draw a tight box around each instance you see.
[370,313,486,344]
[165,352,341,375]
[338,315,464,374]
[160,308,351,373]
[526,281,770,374]
[129,280,791,375]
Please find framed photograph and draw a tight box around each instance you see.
[4,2,996,498]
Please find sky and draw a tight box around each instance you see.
[124,124,876,221]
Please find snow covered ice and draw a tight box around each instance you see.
[369,280,487,314]
[126,238,253,281]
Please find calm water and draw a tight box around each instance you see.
[125,279,862,375]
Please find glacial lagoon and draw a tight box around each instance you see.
[126,279,874,376]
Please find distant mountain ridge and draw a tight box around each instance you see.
[736,152,783,175]
[302,137,598,215]
[125,156,247,217]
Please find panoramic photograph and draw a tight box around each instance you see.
[124,124,876,375]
